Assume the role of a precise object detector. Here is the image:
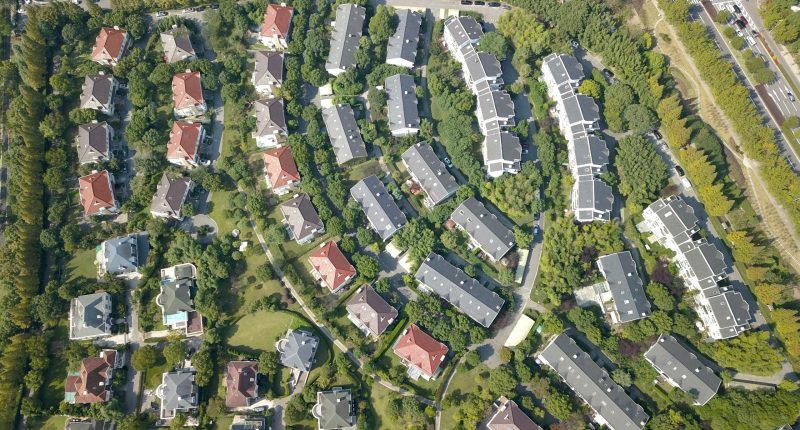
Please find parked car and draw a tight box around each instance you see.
[652,130,663,140]
[734,19,745,30]
[210,4,219,9]
[602,68,615,79]
[533,225,540,236]
[156,11,168,17]
[488,2,501,7]
[444,157,453,167]
[675,165,685,177]
[789,92,796,102]
[183,7,194,13]
[195,5,205,11]
[733,4,741,13]
[571,40,579,48]
[474,1,486,5]
[461,0,473,4]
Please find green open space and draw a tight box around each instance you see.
[27,415,68,430]
[144,359,174,391]
[227,310,295,354]
[369,382,399,428]
[66,247,97,282]
[439,363,488,430]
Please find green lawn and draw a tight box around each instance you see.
[439,363,488,430]
[227,310,295,355]
[27,416,68,430]
[66,247,97,282]
[40,321,70,409]
[144,359,174,391]
[370,382,399,428]
[212,415,235,430]
[346,158,383,182]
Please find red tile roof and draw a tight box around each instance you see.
[167,121,202,162]
[262,147,300,189]
[308,241,356,292]
[261,4,294,38]
[172,71,204,109]
[393,324,448,378]
[91,27,128,63]
[65,350,117,404]
[225,361,259,408]
[78,171,115,216]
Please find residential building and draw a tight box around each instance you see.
[262,147,300,195]
[570,134,609,178]
[385,74,420,137]
[540,53,584,100]
[91,26,130,66]
[65,420,115,430]
[80,74,118,116]
[157,263,198,332]
[393,324,448,380]
[487,396,542,430]
[156,370,198,420]
[701,291,751,340]
[476,90,515,134]
[252,51,284,95]
[638,196,700,254]
[462,50,503,95]
[325,3,366,76]
[160,26,196,63]
[322,104,367,164]
[678,240,728,294]
[150,174,193,220]
[79,170,118,216]
[415,253,505,328]
[483,131,521,178]
[277,329,319,372]
[225,361,259,409]
[230,416,266,430]
[596,251,652,324]
[346,285,398,337]
[172,71,207,118]
[386,9,421,68]
[280,194,324,244]
[166,121,204,168]
[442,16,483,63]
[76,121,112,165]
[260,4,294,49]
[401,142,459,207]
[572,177,614,223]
[308,241,356,293]
[350,175,407,241]
[312,388,356,430]
[644,334,721,405]
[537,333,649,430]
[69,292,112,340]
[450,197,515,262]
[96,232,148,279]
[558,94,601,141]
[64,350,119,404]
[253,97,288,148]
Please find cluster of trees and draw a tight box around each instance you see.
[285,353,365,426]
[483,161,544,218]
[742,50,776,85]
[760,0,800,53]
[697,387,800,430]
[405,292,487,354]
[614,134,669,210]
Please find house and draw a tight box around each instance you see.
[253,97,288,148]
[415,253,505,328]
[69,292,112,340]
[156,370,198,420]
[570,135,609,178]
[262,147,300,195]
[541,53,584,101]
[401,142,459,207]
[442,16,483,63]
[450,197,515,262]
[701,290,752,340]
[325,3,366,76]
[462,50,504,95]
[64,350,120,404]
[76,121,112,164]
[537,333,649,430]
[172,71,207,118]
[386,9,421,68]
[350,175,407,241]
[225,361,259,409]
[91,27,130,66]
[79,170,118,216]
[678,240,729,294]
[487,396,542,430]
[322,104,367,164]
[277,329,319,372]
[393,324,448,380]
[160,26,196,63]
[280,194,324,244]
[260,3,294,49]
[346,285,398,337]
[572,177,614,223]
[166,121,205,168]
[558,93,601,141]
[230,416,266,430]
[252,51,284,95]
[150,174,193,220]
[483,131,521,178]
[97,232,148,279]
[80,74,118,116]
[308,241,356,293]
[596,251,652,324]
[157,263,198,332]
[65,419,115,430]
[638,196,700,254]
[644,334,721,405]
[385,74,420,137]
[476,90,515,135]
[312,388,356,430]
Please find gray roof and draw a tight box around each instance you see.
[478,90,515,122]
[326,3,366,72]
[81,74,115,110]
[346,285,399,337]
[563,93,600,126]
[322,104,368,164]
[315,389,355,429]
[158,275,194,317]
[386,9,421,66]
[707,291,752,339]
[451,197,514,261]
[464,50,502,83]
[102,233,148,276]
[70,292,112,339]
[415,253,505,328]
[385,74,420,133]
[644,334,721,405]
[597,251,651,323]
[683,240,727,285]
[159,371,198,412]
[254,98,287,137]
[150,174,192,217]
[444,16,483,47]
[574,177,614,222]
[280,194,324,241]
[401,142,458,205]
[350,175,407,241]
[253,51,284,87]
[76,122,111,164]
[539,334,649,430]
[646,196,699,241]
[66,420,114,430]
[279,329,319,371]
[160,27,195,63]
[573,135,609,175]
[485,131,521,174]
[542,53,585,85]
[230,417,266,430]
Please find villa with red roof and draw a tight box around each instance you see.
[262,147,300,195]
[78,170,118,216]
[91,27,130,66]
[308,241,356,293]
[167,121,205,168]
[172,71,207,118]
[225,361,259,409]
[393,324,448,380]
[64,350,120,404]
[260,4,294,49]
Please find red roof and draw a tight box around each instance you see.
[308,241,356,292]
[167,121,202,162]
[91,27,128,63]
[225,361,259,408]
[65,350,117,404]
[262,147,300,189]
[260,4,294,38]
[78,171,115,216]
[393,324,448,378]
[172,71,204,109]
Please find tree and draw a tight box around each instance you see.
[772,308,800,356]
[69,108,97,125]
[622,104,658,133]
[697,183,734,216]
[646,282,675,311]
[259,350,279,377]
[131,346,163,371]
[697,388,800,430]
[611,368,632,387]
[353,254,380,281]
[704,331,783,376]
[487,366,517,397]
[543,391,573,421]
[726,230,761,264]
[513,226,532,248]
[754,283,785,305]
[263,224,287,245]
[393,219,436,265]
[163,341,187,366]
[478,32,510,61]
[578,79,603,99]
[603,82,635,132]
[368,5,396,45]
[615,134,668,208]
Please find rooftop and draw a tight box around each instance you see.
[326,3,366,72]
[350,175,407,241]
[644,334,721,405]
[401,142,459,205]
[322,104,368,164]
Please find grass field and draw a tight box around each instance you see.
[370,382,399,428]
[144,359,174,390]
[66,248,97,282]
[227,310,295,355]
[27,416,68,430]
[439,363,488,430]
